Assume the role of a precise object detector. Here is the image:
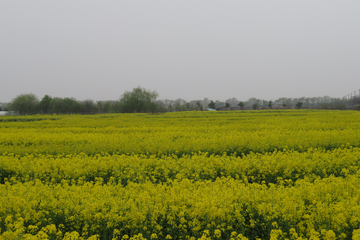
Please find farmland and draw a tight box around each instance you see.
[1,110,360,240]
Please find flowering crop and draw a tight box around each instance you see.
[1,110,360,239]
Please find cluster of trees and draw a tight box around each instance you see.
[3,87,354,115]
[231,96,346,110]
[9,94,111,115]
[345,96,360,110]
[158,96,346,112]
[7,87,159,115]
[0,103,8,112]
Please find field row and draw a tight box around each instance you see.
[1,175,360,240]
[1,147,360,186]
[1,128,360,157]
[0,111,359,157]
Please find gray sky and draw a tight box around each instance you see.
[1,1,359,103]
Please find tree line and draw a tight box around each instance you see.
[2,87,158,115]
[1,87,357,115]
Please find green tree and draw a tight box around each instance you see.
[268,101,273,109]
[80,99,98,114]
[39,95,52,114]
[253,103,259,110]
[49,97,64,114]
[97,100,115,113]
[119,87,159,113]
[63,98,81,113]
[238,101,244,108]
[225,102,230,109]
[10,93,39,115]
[208,101,216,109]
[296,102,303,109]
[196,101,202,111]
[48,97,81,114]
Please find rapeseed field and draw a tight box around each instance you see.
[1,110,360,240]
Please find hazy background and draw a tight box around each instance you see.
[1,1,359,102]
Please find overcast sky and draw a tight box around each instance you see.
[1,1,359,103]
